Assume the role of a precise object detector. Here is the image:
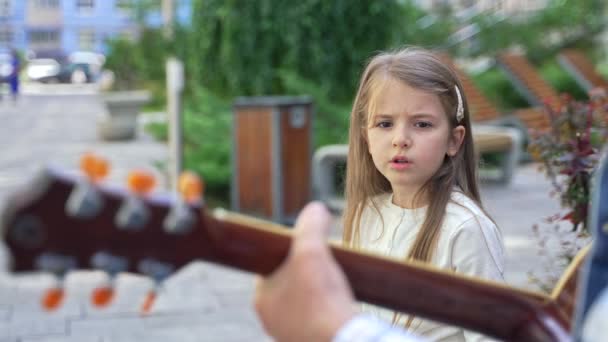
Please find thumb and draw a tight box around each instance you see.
[293,202,333,251]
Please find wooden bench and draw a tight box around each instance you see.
[497,52,560,135]
[474,130,513,154]
[473,124,522,183]
[558,49,608,92]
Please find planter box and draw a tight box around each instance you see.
[97,90,151,141]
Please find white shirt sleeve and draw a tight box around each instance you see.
[449,216,505,282]
[449,216,505,342]
[333,314,427,342]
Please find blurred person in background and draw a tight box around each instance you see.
[8,48,20,103]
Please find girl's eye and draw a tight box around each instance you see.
[376,121,392,128]
[415,121,433,128]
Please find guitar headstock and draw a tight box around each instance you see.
[0,167,223,278]
[0,154,249,311]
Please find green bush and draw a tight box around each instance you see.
[141,80,166,112]
[104,28,171,102]
[278,71,351,146]
[104,38,143,90]
[145,87,233,205]
[470,0,606,62]
[471,69,529,110]
[188,0,417,102]
[538,61,587,100]
[182,89,233,203]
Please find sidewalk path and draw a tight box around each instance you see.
[0,93,567,340]
[0,94,269,341]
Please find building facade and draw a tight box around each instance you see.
[413,0,549,15]
[0,0,191,59]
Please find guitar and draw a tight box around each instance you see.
[572,147,608,339]
[0,160,587,341]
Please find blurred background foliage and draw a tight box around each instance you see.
[102,0,607,204]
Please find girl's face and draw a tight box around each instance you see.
[366,78,464,196]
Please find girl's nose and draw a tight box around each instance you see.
[392,129,411,148]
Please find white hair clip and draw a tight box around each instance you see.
[454,85,464,123]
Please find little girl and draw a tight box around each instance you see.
[342,47,505,341]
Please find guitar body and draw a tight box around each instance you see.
[0,165,595,341]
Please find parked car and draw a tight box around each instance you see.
[26,58,61,83]
[69,51,105,80]
[26,59,93,84]
[60,63,94,83]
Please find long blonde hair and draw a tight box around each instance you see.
[342,47,484,264]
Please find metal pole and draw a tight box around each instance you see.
[166,58,184,192]
[162,0,175,39]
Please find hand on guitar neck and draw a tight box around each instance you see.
[254,202,357,342]
[0,153,583,341]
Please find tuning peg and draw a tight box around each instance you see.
[66,180,104,219]
[140,289,157,315]
[36,253,77,275]
[91,251,129,275]
[178,171,204,204]
[136,259,173,314]
[163,171,203,234]
[42,286,65,311]
[138,258,174,283]
[115,195,150,231]
[35,253,76,311]
[115,170,155,231]
[80,152,110,183]
[66,153,109,219]
[163,200,196,234]
[88,251,129,308]
[91,284,115,308]
[127,169,156,195]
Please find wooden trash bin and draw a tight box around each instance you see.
[231,96,313,224]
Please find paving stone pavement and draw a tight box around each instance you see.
[0,90,571,341]
[0,93,270,341]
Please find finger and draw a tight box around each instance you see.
[252,276,265,313]
[253,275,264,291]
[293,201,333,252]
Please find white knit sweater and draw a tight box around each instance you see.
[357,191,505,342]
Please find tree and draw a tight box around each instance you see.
[468,0,607,62]
[187,0,413,102]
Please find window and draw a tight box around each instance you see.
[0,0,11,16]
[78,29,96,51]
[0,28,12,44]
[77,0,95,13]
[29,30,60,44]
[115,0,133,10]
[115,0,135,17]
[34,0,59,8]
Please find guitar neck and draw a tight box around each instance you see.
[207,210,570,342]
[1,169,572,342]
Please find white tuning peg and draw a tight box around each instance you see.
[115,195,150,231]
[65,180,104,219]
[163,199,196,234]
[138,258,174,283]
[90,251,129,275]
[68,152,109,219]
[35,252,77,275]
